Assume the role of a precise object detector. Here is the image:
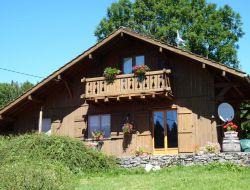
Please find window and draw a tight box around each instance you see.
[135,55,144,66]
[88,114,111,138]
[122,55,145,74]
[123,57,133,74]
[42,118,52,135]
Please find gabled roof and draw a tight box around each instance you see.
[0,27,248,117]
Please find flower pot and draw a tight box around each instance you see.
[222,131,241,152]
[224,131,238,138]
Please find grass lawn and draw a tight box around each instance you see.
[76,165,250,190]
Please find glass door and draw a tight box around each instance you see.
[152,110,178,154]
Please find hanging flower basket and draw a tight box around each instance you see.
[133,65,150,82]
[122,123,134,135]
[103,67,121,84]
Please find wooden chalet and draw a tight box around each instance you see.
[0,27,250,156]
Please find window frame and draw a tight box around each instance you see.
[87,114,111,139]
[122,55,145,74]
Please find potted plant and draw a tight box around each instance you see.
[91,130,104,150]
[103,67,121,84]
[92,130,104,141]
[222,122,241,152]
[122,122,134,135]
[133,65,150,82]
[223,122,238,137]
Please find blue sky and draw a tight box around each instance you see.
[0,0,249,83]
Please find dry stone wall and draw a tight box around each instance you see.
[119,153,250,168]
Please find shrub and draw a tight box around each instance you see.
[0,133,117,173]
[199,142,221,153]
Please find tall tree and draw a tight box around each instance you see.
[0,81,34,108]
[95,0,244,68]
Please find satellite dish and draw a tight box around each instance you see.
[218,102,235,122]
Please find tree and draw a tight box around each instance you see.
[95,0,244,68]
[0,81,34,108]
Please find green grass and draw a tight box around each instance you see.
[1,133,249,190]
[76,165,250,190]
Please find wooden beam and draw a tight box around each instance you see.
[27,95,44,105]
[140,95,145,99]
[225,77,244,99]
[222,70,226,77]
[57,75,62,81]
[216,86,231,101]
[81,77,86,83]
[64,80,73,99]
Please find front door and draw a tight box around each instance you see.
[152,110,178,154]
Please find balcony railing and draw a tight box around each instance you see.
[81,69,172,101]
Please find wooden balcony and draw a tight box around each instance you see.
[81,69,172,103]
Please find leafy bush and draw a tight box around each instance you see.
[199,142,221,153]
[0,133,117,173]
[0,133,118,189]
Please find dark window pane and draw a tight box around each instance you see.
[88,115,100,138]
[154,111,165,148]
[123,57,132,74]
[166,110,178,148]
[101,114,111,138]
[135,55,144,66]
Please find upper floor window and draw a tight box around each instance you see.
[88,114,111,139]
[135,55,144,66]
[123,57,133,74]
[123,55,145,74]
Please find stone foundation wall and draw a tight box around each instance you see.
[119,153,250,168]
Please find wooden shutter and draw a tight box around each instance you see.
[178,107,194,152]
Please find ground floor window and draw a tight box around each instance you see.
[88,114,111,138]
[42,118,52,135]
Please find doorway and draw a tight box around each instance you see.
[152,110,178,154]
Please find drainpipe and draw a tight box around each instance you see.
[38,106,43,133]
